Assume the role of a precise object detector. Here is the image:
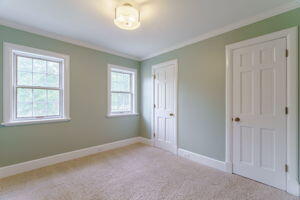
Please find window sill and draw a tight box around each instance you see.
[106,113,139,118]
[1,118,71,127]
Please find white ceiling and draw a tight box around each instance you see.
[0,0,298,60]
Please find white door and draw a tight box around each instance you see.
[232,38,287,190]
[153,61,177,154]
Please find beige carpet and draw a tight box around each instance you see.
[0,144,298,200]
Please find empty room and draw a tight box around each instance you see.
[0,0,300,199]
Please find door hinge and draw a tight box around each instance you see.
[286,49,289,58]
[154,104,156,108]
[285,107,288,115]
[153,133,155,138]
[153,74,156,79]
[285,164,288,172]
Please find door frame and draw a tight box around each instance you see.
[225,27,298,195]
[151,59,178,154]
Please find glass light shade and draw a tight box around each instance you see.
[114,3,140,30]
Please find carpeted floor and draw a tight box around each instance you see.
[0,143,298,200]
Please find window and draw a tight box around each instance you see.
[2,43,70,126]
[107,65,137,117]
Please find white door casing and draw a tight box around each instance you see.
[226,27,298,195]
[152,60,178,154]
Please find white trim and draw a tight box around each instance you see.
[0,137,143,179]
[178,148,227,172]
[142,1,300,60]
[225,27,299,196]
[151,59,178,154]
[1,118,71,127]
[107,64,138,117]
[0,18,140,61]
[2,42,70,126]
[1,2,299,61]
[106,113,139,118]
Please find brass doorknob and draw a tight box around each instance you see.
[234,117,240,122]
[170,113,174,116]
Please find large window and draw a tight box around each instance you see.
[107,65,137,117]
[2,43,70,126]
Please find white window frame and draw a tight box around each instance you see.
[107,64,138,117]
[2,42,70,126]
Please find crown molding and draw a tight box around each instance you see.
[0,1,299,62]
[0,18,141,61]
[141,0,300,60]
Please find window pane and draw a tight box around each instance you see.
[17,56,32,72]
[33,73,47,86]
[33,89,47,102]
[33,102,47,117]
[47,61,60,74]
[18,71,32,85]
[17,102,33,118]
[16,89,61,118]
[47,102,59,116]
[111,93,131,112]
[47,74,59,87]
[47,90,60,116]
[111,71,131,92]
[48,90,59,102]
[17,88,33,118]
[17,88,33,103]
[33,89,47,116]
[33,59,46,73]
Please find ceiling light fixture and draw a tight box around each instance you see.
[114,3,140,30]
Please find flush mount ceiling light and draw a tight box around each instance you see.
[114,3,140,30]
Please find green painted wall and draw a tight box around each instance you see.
[0,25,140,167]
[1,7,299,170]
[140,8,300,162]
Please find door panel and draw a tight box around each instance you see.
[157,117,165,141]
[240,126,254,165]
[165,118,174,144]
[154,62,177,154]
[240,71,254,114]
[260,128,275,170]
[260,69,275,115]
[232,38,287,190]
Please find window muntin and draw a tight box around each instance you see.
[108,65,137,116]
[14,54,63,120]
[17,56,60,87]
[2,43,70,126]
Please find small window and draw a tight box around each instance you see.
[107,65,137,117]
[2,43,70,126]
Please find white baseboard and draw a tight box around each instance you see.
[2,138,298,196]
[287,177,300,196]
[225,162,233,173]
[178,148,227,172]
[0,137,142,179]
